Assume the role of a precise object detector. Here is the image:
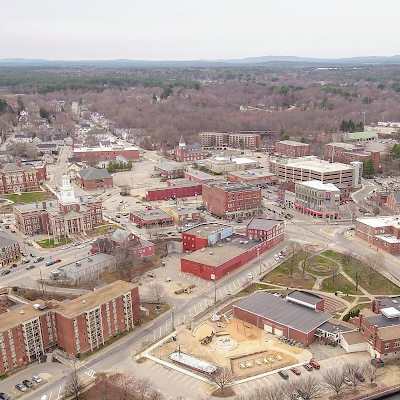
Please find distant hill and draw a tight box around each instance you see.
[1,55,400,67]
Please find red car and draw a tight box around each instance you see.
[309,360,320,370]
[54,259,62,263]
[290,367,301,376]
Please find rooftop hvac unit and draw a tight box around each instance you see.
[209,252,214,255]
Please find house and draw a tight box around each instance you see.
[76,167,113,190]
[246,217,285,243]
[37,142,58,154]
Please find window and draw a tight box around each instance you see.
[394,341,400,348]
[385,343,390,350]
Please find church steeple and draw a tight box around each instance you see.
[59,175,76,204]
[179,135,186,148]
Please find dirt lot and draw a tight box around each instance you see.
[0,296,18,314]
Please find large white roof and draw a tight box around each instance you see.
[357,216,400,228]
[298,180,340,191]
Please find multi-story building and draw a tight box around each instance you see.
[154,161,185,180]
[75,167,113,190]
[269,156,363,189]
[324,142,380,172]
[246,217,285,243]
[0,234,21,267]
[204,157,259,174]
[163,206,202,225]
[184,169,217,183]
[276,140,311,157]
[199,132,261,150]
[14,175,103,236]
[226,169,278,185]
[385,192,400,215]
[202,182,262,220]
[0,281,140,374]
[0,163,47,194]
[356,216,400,254]
[73,144,139,162]
[174,136,208,163]
[130,207,173,229]
[295,181,340,219]
[145,181,202,201]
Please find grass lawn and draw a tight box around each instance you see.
[36,237,72,248]
[343,265,400,295]
[322,274,360,295]
[308,255,331,265]
[89,224,119,237]
[6,191,53,203]
[263,265,315,290]
[322,250,344,262]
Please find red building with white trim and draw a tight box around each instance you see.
[174,136,209,162]
[0,163,47,194]
[73,145,139,162]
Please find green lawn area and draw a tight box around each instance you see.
[343,264,400,295]
[36,237,72,248]
[263,264,315,290]
[321,250,345,262]
[322,274,360,295]
[6,191,53,203]
[89,224,119,237]
[308,255,331,265]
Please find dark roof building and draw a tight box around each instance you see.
[76,167,113,190]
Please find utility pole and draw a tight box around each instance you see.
[171,310,174,330]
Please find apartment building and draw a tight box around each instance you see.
[295,181,340,219]
[199,132,261,150]
[269,156,363,189]
[275,140,311,157]
[202,182,262,220]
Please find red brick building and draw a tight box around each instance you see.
[14,176,103,236]
[324,142,380,172]
[0,235,21,267]
[163,206,202,225]
[0,163,47,194]
[275,140,311,157]
[246,217,285,242]
[73,145,139,162]
[174,136,209,162]
[76,167,113,190]
[130,207,173,229]
[145,181,202,201]
[110,229,155,258]
[226,170,278,185]
[198,132,261,150]
[202,182,262,220]
[356,216,400,254]
[233,291,331,346]
[184,170,216,183]
[154,161,185,180]
[385,192,400,215]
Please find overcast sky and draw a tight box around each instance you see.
[1,0,398,60]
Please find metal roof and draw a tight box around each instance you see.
[246,217,283,231]
[234,292,331,334]
[78,167,112,181]
[286,290,323,306]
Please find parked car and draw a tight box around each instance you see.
[31,375,42,384]
[10,229,16,233]
[1,270,10,275]
[290,367,301,376]
[30,253,35,257]
[15,384,27,392]
[303,363,313,372]
[0,392,11,400]
[355,372,365,382]
[10,263,17,268]
[278,370,289,380]
[45,261,54,266]
[26,265,35,270]
[236,219,243,223]
[247,273,253,280]
[54,259,61,263]
[274,254,280,261]
[23,380,34,389]
[35,257,44,263]
[21,259,30,264]
[343,377,353,386]
[309,360,320,370]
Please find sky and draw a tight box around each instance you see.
[1,0,399,61]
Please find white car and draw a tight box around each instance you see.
[274,255,280,261]
[32,375,43,383]
[77,244,85,249]
[247,273,253,280]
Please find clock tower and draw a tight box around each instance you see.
[59,175,76,204]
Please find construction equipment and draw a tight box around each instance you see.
[200,331,215,345]
[174,284,195,295]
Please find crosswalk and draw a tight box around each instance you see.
[83,366,96,378]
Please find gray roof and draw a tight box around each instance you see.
[37,143,57,149]
[78,167,112,181]
[365,314,400,329]
[287,290,323,306]
[155,161,184,172]
[185,169,215,180]
[0,163,35,173]
[207,182,255,192]
[317,320,355,334]
[234,292,331,334]
[377,296,400,310]
[247,217,283,231]
[391,192,400,203]
[111,229,131,244]
[185,143,204,153]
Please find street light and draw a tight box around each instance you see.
[211,274,217,303]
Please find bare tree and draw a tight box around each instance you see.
[147,282,166,306]
[62,370,86,400]
[364,253,385,286]
[247,384,288,400]
[322,367,346,395]
[136,377,156,400]
[287,241,301,275]
[291,375,322,400]
[209,367,235,395]
[352,260,364,292]
[363,361,386,387]
[344,362,362,389]
[330,263,341,283]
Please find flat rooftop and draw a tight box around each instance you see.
[183,222,232,238]
[247,217,283,231]
[278,140,309,147]
[271,156,356,173]
[74,145,138,152]
[206,182,258,192]
[228,169,277,178]
[132,208,173,221]
[155,161,183,171]
[357,216,400,229]
[168,206,199,215]
[234,291,331,334]
[297,180,340,191]
[185,169,216,181]
[55,280,137,318]
[365,314,400,329]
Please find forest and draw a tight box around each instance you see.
[0,65,400,146]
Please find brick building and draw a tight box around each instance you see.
[0,163,47,194]
[233,291,331,346]
[184,170,217,183]
[76,167,113,190]
[198,132,261,150]
[275,140,311,157]
[0,234,21,267]
[145,181,202,201]
[356,216,400,254]
[227,169,278,185]
[324,142,380,172]
[14,176,103,236]
[154,161,185,180]
[204,157,259,174]
[295,181,340,219]
[130,207,173,229]
[163,206,202,225]
[73,145,139,162]
[385,192,400,215]
[269,156,363,189]
[0,281,140,374]
[202,182,262,220]
[174,136,208,163]
[246,217,285,242]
